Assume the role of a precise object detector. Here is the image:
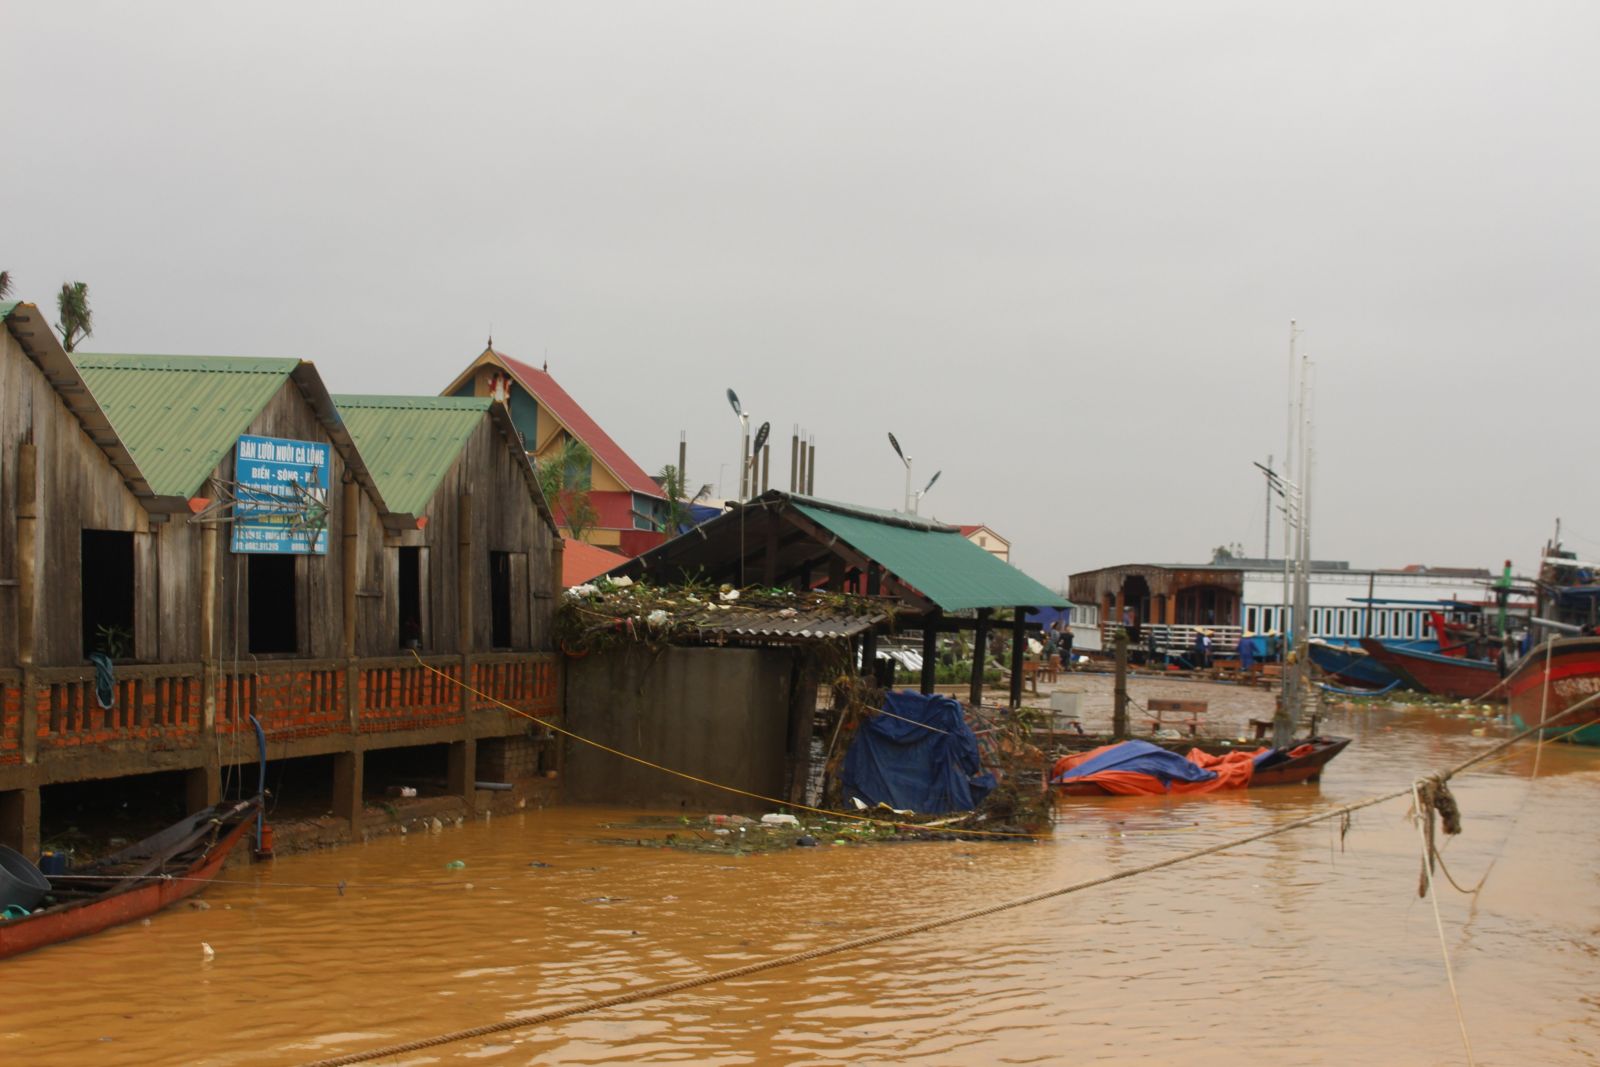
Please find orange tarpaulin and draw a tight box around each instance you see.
[1050,743,1278,795]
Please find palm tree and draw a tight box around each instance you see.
[536,437,599,542]
[654,464,712,535]
[56,281,93,352]
[0,271,12,299]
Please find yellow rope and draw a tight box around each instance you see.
[409,651,1044,840]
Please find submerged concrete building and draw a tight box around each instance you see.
[0,301,562,857]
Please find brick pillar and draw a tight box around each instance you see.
[447,740,476,812]
[0,787,41,858]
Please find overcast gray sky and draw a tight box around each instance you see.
[6,2,1597,587]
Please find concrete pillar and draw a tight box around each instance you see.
[447,740,476,812]
[0,787,41,858]
[185,764,220,812]
[332,750,363,827]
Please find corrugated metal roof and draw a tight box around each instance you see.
[73,354,299,497]
[686,608,883,643]
[793,500,1068,611]
[0,300,20,320]
[331,394,490,517]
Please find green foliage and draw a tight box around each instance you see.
[56,281,93,352]
[653,464,712,536]
[536,437,598,541]
[892,659,1001,686]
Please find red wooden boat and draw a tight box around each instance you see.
[1503,637,1600,745]
[1358,638,1500,701]
[1049,737,1350,797]
[0,798,260,960]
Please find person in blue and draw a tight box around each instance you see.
[1238,633,1256,672]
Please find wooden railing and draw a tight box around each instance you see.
[472,653,559,717]
[359,656,464,732]
[33,663,204,749]
[0,653,561,760]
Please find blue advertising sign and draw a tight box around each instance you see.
[230,434,331,554]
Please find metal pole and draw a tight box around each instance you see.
[1264,453,1272,559]
[740,419,750,500]
[1281,321,1297,650]
[1113,629,1129,739]
[807,438,816,495]
[903,456,912,513]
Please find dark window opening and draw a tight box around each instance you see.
[82,530,135,660]
[490,551,512,649]
[399,547,422,649]
[248,554,298,654]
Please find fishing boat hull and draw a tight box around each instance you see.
[1358,639,1499,701]
[0,800,258,960]
[1308,640,1398,690]
[1050,737,1350,796]
[1504,637,1600,745]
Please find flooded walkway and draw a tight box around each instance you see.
[4,685,1598,1066]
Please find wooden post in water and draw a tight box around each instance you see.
[1113,628,1129,739]
[970,609,992,706]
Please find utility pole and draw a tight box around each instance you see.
[1263,453,1272,559]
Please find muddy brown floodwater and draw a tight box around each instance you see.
[4,678,1599,1066]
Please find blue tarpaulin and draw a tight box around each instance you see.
[1050,740,1219,785]
[840,691,996,813]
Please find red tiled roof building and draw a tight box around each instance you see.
[443,345,667,556]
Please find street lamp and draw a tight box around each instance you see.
[727,388,749,500]
[887,432,912,513]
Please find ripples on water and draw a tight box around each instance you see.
[3,703,1597,1066]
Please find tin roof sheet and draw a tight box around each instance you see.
[331,394,490,517]
[73,354,299,497]
[793,499,1067,611]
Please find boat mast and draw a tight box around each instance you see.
[1276,338,1313,750]
[1281,321,1298,640]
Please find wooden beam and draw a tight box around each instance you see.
[1008,611,1026,708]
[920,619,939,694]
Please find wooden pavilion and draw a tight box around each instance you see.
[610,491,1068,707]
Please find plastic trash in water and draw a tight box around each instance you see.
[445,860,466,869]
[761,814,800,827]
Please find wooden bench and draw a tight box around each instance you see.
[1147,698,1208,736]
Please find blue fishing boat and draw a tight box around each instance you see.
[1307,638,1442,690]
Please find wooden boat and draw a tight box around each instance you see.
[1503,636,1600,745]
[0,798,260,960]
[1049,737,1350,797]
[1358,638,1499,701]
[1308,639,1400,690]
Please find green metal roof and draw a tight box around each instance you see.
[73,354,299,497]
[792,500,1068,611]
[0,301,20,321]
[331,395,491,516]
